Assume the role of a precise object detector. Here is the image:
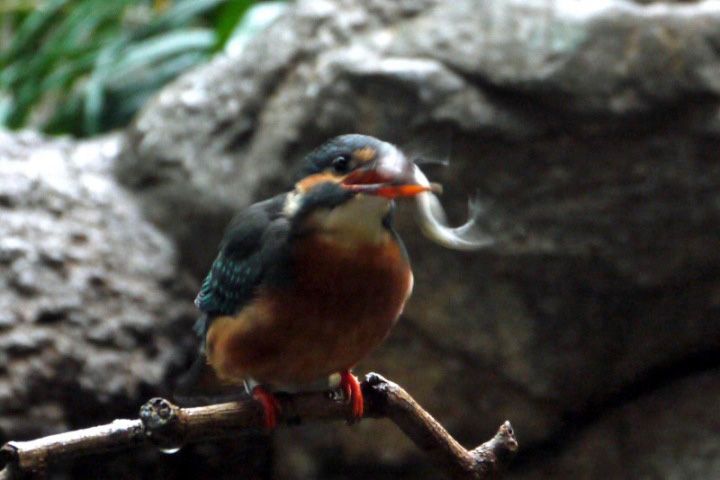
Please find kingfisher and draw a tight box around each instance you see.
[178,134,475,430]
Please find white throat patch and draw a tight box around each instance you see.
[283,190,302,217]
[307,195,391,246]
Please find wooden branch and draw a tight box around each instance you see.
[0,373,517,479]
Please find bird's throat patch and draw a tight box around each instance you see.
[305,195,391,246]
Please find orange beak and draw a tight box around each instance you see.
[341,150,439,198]
[343,183,438,199]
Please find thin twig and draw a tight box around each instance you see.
[0,373,518,479]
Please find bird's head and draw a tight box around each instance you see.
[286,135,432,244]
[294,134,431,198]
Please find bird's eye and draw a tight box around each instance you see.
[331,154,351,173]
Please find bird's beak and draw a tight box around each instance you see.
[341,150,440,199]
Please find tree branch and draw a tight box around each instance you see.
[0,373,518,479]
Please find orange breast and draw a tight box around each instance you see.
[206,234,412,386]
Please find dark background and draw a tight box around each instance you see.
[1,0,719,478]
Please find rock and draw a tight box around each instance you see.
[509,369,720,479]
[0,130,195,440]
[393,0,720,116]
[94,0,720,477]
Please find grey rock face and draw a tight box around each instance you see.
[0,131,194,440]
[510,370,720,480]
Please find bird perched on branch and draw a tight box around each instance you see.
[178,134,491,429]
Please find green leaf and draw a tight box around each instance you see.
[105,50,207,90]
[1,0,272,136]
[213,0,255,51]
[83,76,104,134]
[104,28,215,80]
[131,0,224,38]
[1,0,69,65]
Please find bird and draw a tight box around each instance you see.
[178,134,441,430]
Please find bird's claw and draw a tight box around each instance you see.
[252,385,281,431]
[339,370,363,423]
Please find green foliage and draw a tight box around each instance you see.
[0,0,264,136]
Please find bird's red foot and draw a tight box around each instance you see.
[339,369,363,421]
[251,385,281,430]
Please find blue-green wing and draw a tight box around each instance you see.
[179,194,289,399]
[194,252,263,315]
[180,248,265,400]
[194,193,287,317]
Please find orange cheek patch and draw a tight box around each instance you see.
[296,172,341,192]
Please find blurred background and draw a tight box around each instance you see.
[2,0,720,479]
[0,0,287,136]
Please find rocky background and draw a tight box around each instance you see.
[2,0,720,478]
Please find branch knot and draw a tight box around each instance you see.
[140,397,185,450]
